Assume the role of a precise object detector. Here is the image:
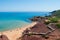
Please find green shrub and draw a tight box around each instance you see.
[50,19,58,23]
[48,17,58,23]
[56,24,60,28]
[44,21,50,25]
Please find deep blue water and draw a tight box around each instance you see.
[0,12,50,31]
[0,12,50,21]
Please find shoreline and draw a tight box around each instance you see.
[0,22,37,40]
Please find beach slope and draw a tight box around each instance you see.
[0,22,37,40]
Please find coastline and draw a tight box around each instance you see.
[0,22,37,40]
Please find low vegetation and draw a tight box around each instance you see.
[56,23,60,28]
[48,17,59,23]
[45,10,60,29]
[51,10,60,17]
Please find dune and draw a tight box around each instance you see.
[0,22,37,40]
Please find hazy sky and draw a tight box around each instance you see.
[0,0,60,12]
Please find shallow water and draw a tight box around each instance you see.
[0,12,50,31]
[0,20,30,31]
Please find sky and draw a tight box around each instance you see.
[0,0,60,12]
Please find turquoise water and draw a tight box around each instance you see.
[0,20,30,31]
[0,12,51,31]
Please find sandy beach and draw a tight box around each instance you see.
[0,22,37,40]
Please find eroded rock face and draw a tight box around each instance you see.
[20,22,48,40]
[29,16,47,22]
[0,35,9,40]
[21,35,44,40]
[18,22,60,40]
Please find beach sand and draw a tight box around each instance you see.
[0,22,37,40]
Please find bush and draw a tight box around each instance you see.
[48,17,58,23]
[44,21,50,25]
[51,19,58,23]
[56,24,60,28]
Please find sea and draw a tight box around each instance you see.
[0,12,51,31]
